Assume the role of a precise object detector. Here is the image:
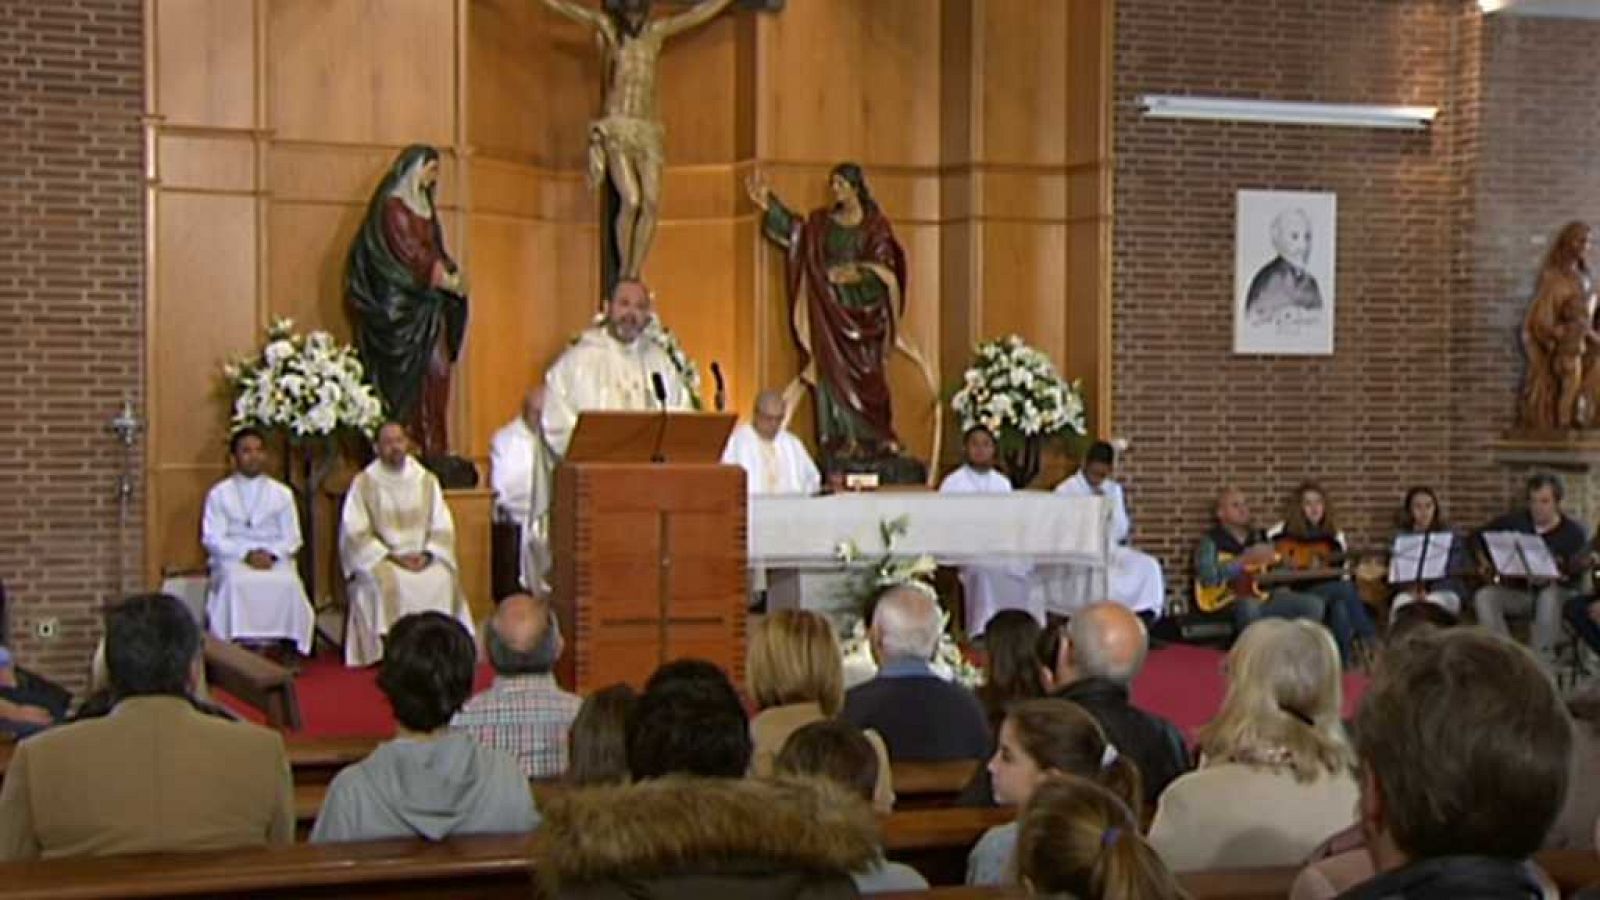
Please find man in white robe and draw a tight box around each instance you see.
[541,279,692,458]
[201,428,315,657]
[489,387,553,593]
[938,426,1038,637]
[339,422,475,666]
[1046,440,1166,620]
[721,389,820,495]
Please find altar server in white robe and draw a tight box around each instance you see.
[489,387,553,593]
[938,425,1038,637]
[541,279,692,458]
[721,389,821,495]
[202,427,315,656]
[1049,440,1165,619]
[340,422,474,667]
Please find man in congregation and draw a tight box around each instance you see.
[541,279,692,458]
[1052,441,1165,621]
[842,585,991,761]
[1043,602,1189,805]
[1473,473,1589,667]
[1331,629,1570,898]
[201,427,315,662]
[0,594,293,860]
[721,389,820,495]
[1193,486,1323,633]
[939,425,1036,637]
[450,592,581,780]
[339,421,474,667]
[489,387,552,593]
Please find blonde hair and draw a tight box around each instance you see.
[1016,774,1188,900]
[747,610,845,716]
[1197,619,1354,782]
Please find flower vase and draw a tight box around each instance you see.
[1002,434,1042,490]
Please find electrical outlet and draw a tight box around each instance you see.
[35,618,58,640]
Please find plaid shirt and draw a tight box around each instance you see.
[450,674,582,779]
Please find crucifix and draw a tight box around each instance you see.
[539,0,749,286]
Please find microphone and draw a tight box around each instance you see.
[651,371,668,409]
[710,362,726,412]
[649,371,669,463]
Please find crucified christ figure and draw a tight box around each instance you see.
[540,0,738,280]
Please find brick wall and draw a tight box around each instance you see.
[1113,0,1600,605]
[0,0,143,689]
[1111,0,1462,593]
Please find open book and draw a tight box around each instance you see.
[1387,532,1452,584]
[1480,531,1562,581]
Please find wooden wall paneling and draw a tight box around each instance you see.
[153,0,255,129]
[157,134,256,193]
[151,468,224,576]
[1064,0,1114,435]
[976,0,1068,167]
[267,0,456,147]
[468,0,598,165]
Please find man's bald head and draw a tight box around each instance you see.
[752,389,786,440]
[486,593,562,675]
[1061,602,1148,686]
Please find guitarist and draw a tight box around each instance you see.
[1265,481,1374,667]
[1473,473,1589,667]
[1193,486,1324,639]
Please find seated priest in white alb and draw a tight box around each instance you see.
[540,279,692,458]
[938,425,1038,638]
[339,421,474,667]
[201,427,315,659]
[1050,440,1165,621]
[490,387,553,593]
[721,389,820,495]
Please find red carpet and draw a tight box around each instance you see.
[219,643,1366,741]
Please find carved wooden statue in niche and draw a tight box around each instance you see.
[1520,221,1598,431]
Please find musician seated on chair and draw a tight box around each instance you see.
[1264,481,1374,668]
[1390,486,1467,616]
[1474,473,1590,668]
[1193,486,1324,637]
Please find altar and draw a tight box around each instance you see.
[748,492,1113,627]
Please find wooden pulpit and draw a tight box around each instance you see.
[550,412,746,692]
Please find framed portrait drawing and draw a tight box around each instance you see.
[1234,189,1337,355]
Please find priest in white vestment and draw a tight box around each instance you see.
[1043,440,1165,619]
[202,428,315,656]
[541,279,693,458]
[721,389,820,495]
[938,426,1038,637]
[339,422,475,667]
[489,387,553,593]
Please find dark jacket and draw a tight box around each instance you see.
[533,775,878,899]
[842,660,991,762]
[1335,855,1546,900]
[1055,677,1190,807]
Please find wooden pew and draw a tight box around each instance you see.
[203,636,303,731]
[890,759,981,808]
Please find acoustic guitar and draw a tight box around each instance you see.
[1193,537,1354,614]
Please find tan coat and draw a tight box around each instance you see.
[748,702,895,812]
[1147,761,1359,873]
[0,695,294,860]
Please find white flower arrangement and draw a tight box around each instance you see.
[223,318,385,440]
[950,334,1086,441]
[833,515,937,611]
[589,313,704,410]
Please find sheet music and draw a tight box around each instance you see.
[1481,531,1562,580]
[1388,532,1452,584]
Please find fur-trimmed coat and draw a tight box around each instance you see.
[533,775,881,899]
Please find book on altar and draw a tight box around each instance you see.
[1480,531,1562,581]
[1387,532,1453,584]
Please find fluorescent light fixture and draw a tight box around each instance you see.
[1479,0,1509,11]
[1139,95,1439,131]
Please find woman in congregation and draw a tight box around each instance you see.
[747,609,895,811]
[1267,481,1376,666]
[1148,618,1358,872]
[565,682,636,787]
[967,699,1144,886]
[959,609,1049,807]
[1388,485,1467,616]
[1015,774,1188,900]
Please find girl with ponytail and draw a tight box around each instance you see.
[1016,773,1187,900]
[967,699,1144,886]
[1149,618,1358,872]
